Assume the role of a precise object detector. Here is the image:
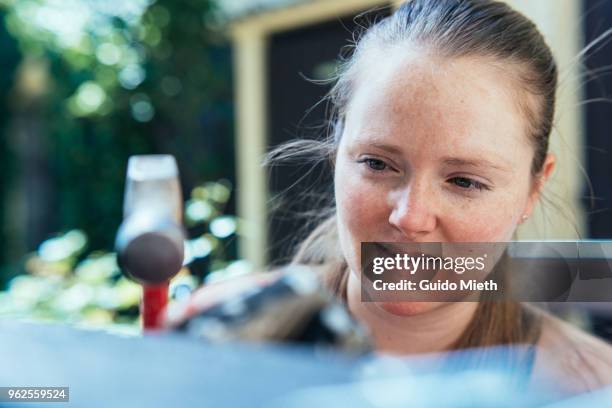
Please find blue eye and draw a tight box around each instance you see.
[359,158,388,172]
[449,177,488,191]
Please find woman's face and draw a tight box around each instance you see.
[334,51,553,315]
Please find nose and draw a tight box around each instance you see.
[388,181,438,240]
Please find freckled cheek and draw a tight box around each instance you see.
[443,201,518,242]
[336,177,388,240]
[335,164,391,267]
[337,185,389,276]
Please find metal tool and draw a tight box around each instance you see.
[115,155,185,331]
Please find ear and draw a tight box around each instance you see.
[522,153,556,220]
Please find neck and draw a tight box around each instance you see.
[347,272,478,355]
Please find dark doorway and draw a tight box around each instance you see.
[266,6,392,264]
[583,0,612,239]
[581,0,612,341]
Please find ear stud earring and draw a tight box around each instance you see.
[521,214,528,223]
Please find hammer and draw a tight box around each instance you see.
[115,155,185,331]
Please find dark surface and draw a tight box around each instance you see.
[1,319,611,407]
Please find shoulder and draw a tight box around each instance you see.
[531,307,612,395]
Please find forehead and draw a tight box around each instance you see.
[344,49,531,158]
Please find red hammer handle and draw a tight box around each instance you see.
[142,283,169,331]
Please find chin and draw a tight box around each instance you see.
[378,301,441,316]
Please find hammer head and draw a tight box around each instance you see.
[115,155,185,285]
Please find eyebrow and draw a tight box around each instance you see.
[441,157,511,172]
[368,142,404,155]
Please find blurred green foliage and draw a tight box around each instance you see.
[0,180,249,331]
[0,0,235,286]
